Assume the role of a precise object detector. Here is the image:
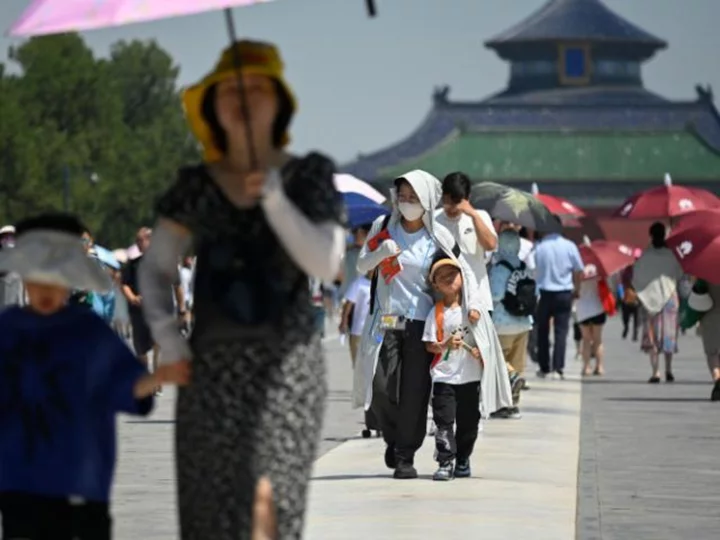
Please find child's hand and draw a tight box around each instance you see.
[155,360,191,386]
[468,310,480,324]
[471,347,484,365]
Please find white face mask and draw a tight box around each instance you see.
[398,202,425,222]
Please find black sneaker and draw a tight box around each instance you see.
[454,459,471,478]
[510,374,525,405]
[711,380,720,402]
[432,461,454,481]
[384,445,397,469]
[393,461,418,480]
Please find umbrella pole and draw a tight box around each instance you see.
[366,0,377,16]
[224,8,259,170]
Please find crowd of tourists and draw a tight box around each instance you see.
[0,38,717,540]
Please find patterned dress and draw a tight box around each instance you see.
[641,291,679,354]
[155,154,343,540]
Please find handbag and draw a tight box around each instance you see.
[598,279,617,316]
[687,279,713,313]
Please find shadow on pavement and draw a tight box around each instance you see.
[311,473,434,481]
[125,420,176,424]
[605,397,711,403]
[583,379,709,386]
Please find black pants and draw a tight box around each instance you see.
[370,320,433,464]
[432,382,481,464]
[621,302,639,339]
[0,492,111,540]
[537,290,574,374]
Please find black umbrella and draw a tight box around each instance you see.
[470,182,562,234]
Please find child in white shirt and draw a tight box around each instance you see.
[422,256,483,481]
[339,273,371,367]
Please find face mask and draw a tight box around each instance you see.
[398,202,425,221]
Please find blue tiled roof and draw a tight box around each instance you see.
[341,97,720,180]
[486,0,666,48]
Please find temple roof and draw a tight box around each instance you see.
[340,91,720,180]
[378,130,720,182]
[486,0,666,49]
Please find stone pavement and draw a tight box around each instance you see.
[304,350,583,539]
[111,319,719,539]
[576,323,720,540]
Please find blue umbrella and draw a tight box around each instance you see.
[343,192,390,228]
[93,244,121,269]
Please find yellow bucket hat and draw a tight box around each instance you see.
[182,40,297,163]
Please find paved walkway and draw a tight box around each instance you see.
[576,323,719,540]
[111,319,718,539]
[304,353,583,539]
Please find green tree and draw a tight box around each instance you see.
[0,33,199,246]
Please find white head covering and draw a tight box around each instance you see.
[0,228,112,292]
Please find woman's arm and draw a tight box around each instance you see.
[261,169,344,281]
[138,219,193,363]
[356,217,396,275]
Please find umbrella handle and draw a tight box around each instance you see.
[224,8,258,170]
[366,0,377,17]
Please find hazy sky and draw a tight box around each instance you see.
[2,0,719,165]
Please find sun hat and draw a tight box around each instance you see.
[182,40,297,163]
[0,214,111,292]
[0,225,15,236]
[429,258,461,283]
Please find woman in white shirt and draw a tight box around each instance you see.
[576,275,607,376]
[353,170,483,480]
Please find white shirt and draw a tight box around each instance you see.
[387,223,435,321]
[518,237,536,274]
[422,305,481,385]
[435,209,496,312]
[343,276,371,336]
[576,278,604,322]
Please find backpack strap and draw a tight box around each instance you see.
[498,260,526,273]
[369,215,393,315]
[497,260,515,272]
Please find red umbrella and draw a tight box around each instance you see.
[666,209,720,284]
[531,183,586,218]
[614,174,719,219]
[579,237,637,280]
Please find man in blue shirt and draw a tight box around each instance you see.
[533,220,584,378]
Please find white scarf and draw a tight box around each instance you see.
[632,246,683,315]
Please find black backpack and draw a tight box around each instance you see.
[498,260,537,317]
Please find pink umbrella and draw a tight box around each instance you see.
[9,0,379,36]
[10,0,274,36]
